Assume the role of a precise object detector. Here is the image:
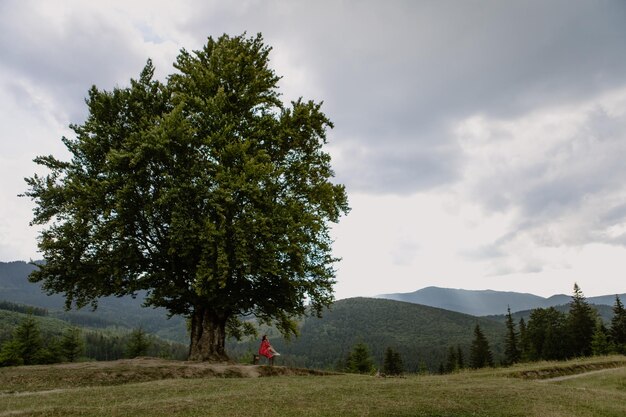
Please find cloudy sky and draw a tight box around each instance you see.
[2,0,626,300]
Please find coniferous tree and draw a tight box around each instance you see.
[504,306,521,365]
[591,322,611,356]
[60,327,84,362]
[382,347,404,375]
[438,362,445,374]
[469,325,494,369]
[14,314,44,365]
[457,345,465,369]
[567,283,596,357]
[0,314,53,366]
[445,345,458,373]
[126,328,151,358]
[0,340,24,366]
[346,343,375,374]
[518,317,529,361]
[526,307,568,360]
[610,295,626,353]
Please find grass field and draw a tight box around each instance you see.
[1,356,625,416]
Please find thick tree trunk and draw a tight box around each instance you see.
[188,307,230,362]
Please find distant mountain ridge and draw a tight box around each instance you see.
[378,286,625,316]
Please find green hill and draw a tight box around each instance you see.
[0,261,188,343]
[228,297,506,372]
[0,308,188,361]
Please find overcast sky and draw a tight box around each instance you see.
[2,0,626,300]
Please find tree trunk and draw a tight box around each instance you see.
[188,307,230,362]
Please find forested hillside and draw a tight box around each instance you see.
[227,297,506,372]
[0,261,187,343]
[0,308,188,363]
[488,304,615,325]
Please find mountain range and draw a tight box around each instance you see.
[378,286,625,316]
[0,261,187,342]
[2,260,624,370]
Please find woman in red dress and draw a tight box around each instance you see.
[258,335,279,365]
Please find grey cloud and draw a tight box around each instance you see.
[22,0,618,195]
[335,138,461,194]
[176,1,626,194]
[0,1,150,123]
[5,0,626,198]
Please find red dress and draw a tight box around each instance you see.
[259,339,273,358]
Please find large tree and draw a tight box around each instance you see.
[23,33,349,361]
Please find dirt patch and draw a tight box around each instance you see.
[509,360,626,380]
[539,366,624,382]
[0,357,337,394]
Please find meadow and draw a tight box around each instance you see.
[1,356,625,417]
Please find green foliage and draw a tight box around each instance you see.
[23,33,348,361]
[0,339,24,366]
[382,347,404,375]
[567,283,596,357]
[442,344,466,373]
[457,345,465,369]
[126,328,151,358]
[469,325,494,369]
[444,345,458,373]
[610,295,626,353]
[0,300,48,316]
[226,297,505,372]
[525,307,568,360]
[591,322,611,356]
[0,308,188,365]
[518,317,530,361]
[345,343,375,374]
[512,284,615,362]
[0,314,59,366]
[60,327,84,362]
[503,306,521,365]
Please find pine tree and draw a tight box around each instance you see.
[567,283,596,357]
[0,340,24,366]
[0,314,51,366]
[504,306,521,365]
[126,328,151,358]
[457,345,465,369]
[346,343,375,374]
[526,307,568,360]
[591,322,611,356]
[469,325,494,369]
[383,347,404,375]
[610,295,626,353]
[15,315,44,365]
[60,327,84,362]
[518,317,529,361]
[445,345,458,373]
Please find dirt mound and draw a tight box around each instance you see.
[0,357,336,393]
[509,359,626,380]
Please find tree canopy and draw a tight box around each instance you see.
[23,33,349,361]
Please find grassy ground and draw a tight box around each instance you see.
[1,356,625,417]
